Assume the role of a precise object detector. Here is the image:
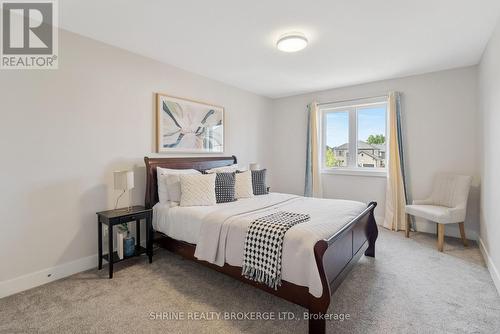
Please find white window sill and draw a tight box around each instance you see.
[321,168,387,178]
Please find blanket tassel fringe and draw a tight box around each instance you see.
[242,265,282,290]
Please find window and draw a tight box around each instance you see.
[321,97,387,176]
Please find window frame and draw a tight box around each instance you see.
[320,96,388,177]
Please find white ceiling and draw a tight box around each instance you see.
[60,0,500,98]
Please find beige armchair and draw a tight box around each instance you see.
[405,173,472,252]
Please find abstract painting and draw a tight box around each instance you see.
[156,93,224,153]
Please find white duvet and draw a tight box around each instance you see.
[153,193,366,297]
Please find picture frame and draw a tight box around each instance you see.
[156,93,224,153]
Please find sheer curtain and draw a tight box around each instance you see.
[304,102,323,198]
[383,92,409,231]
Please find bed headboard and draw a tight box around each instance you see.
[144,155,237,209]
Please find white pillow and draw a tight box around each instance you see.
[156,167,200,203]
[165,174,182,203]
[179,174,217,207]
[235,170,254,199]
[205,164,241,174]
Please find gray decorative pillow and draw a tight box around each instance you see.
[251,169,268,195]
[215,172,236,203]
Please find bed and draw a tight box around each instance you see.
[144,156,378,334]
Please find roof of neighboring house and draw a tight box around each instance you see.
[331,140,386,152]
[372,144,386,152]
[358,150,382,161]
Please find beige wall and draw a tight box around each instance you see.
[478,18,500,292]
[269,67,480,238]
[0,29,272,284]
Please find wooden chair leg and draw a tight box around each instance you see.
[458,222,468,247]
[437,224,445,252]
[405,214,410,238]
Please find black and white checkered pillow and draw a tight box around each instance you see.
[251,169,268,195]
[215,172,236,203]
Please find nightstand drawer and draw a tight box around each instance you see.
[119,214,142,222]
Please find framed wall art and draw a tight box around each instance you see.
[156,93,224,153]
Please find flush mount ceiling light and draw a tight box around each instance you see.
[276,32,308,52]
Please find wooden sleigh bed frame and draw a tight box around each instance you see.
[144,156,378,334]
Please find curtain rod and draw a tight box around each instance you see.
[317,94,388,106]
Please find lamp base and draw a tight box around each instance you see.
[114,207,132,213]
[114,189,133,212]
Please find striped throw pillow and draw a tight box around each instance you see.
[251,169,268,195]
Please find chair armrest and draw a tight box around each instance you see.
[412,198,433,205]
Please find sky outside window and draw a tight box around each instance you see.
[326,106,386,147]
[325,111,348,148]
[357,106,386,143]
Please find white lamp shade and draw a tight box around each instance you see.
[249,163,260,171]
[114,170,134,190]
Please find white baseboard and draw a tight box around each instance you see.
[0,254,97,299]
[0,239,148,299]
[478,237,500,295]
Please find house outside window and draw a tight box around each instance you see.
[320,96,388,177]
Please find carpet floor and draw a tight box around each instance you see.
[1,228,499,334]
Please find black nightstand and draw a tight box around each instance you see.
[96,206,153,278]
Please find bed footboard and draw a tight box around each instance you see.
[308,202,378,334]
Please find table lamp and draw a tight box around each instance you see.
[249,163,260,171]
[113,170,134,211]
